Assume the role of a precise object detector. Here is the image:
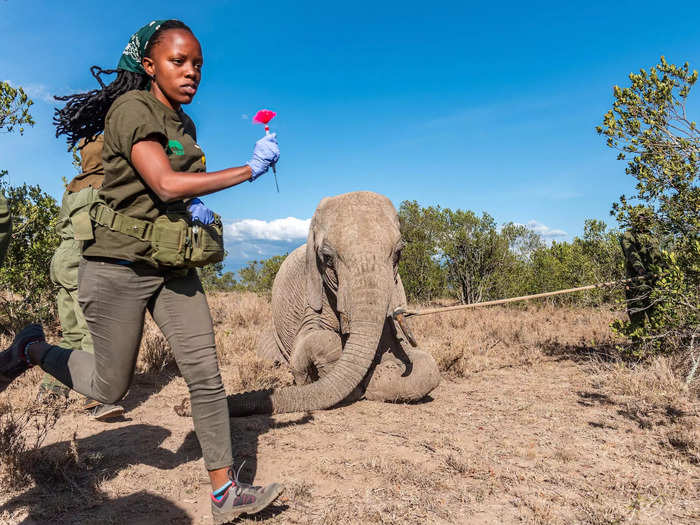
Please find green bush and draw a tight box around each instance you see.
[0,182,60,331]
[598,57,699,358]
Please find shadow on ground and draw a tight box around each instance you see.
[17,492,193,525]
[228,413,313,482]
[542,340,621,363]
[1,424,198,523]
[1,411,311,524]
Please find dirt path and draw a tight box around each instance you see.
[3,353,697,524]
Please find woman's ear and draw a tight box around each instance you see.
[142,57,155,78]
[306,217,323,312]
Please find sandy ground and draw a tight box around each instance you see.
[0,302,698,524]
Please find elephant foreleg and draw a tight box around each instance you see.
[256,324,287,365]
[364,347,440,402]
[290,330,343,385]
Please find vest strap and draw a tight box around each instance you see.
[90,202,154,242]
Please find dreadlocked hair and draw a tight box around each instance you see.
[53,68,147,148]
[53,19,193,149]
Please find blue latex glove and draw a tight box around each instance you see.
[247,133,280,181]
[188,198,215,225]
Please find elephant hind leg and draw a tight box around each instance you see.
[364,348,441,402]
[256,324,286,365]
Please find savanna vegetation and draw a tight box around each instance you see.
[210,57,699,366]
[397,204,623,306]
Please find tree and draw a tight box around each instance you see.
[197,258,239,292]
[527,220,624,306]
[0,83,54,330]
[397,200,447,302]
[492,222,543,299]
[0,182,60,330]
[396,200,623,306]
[0,81,34,135]
[597,57,699,357]
[1,80,36,209]
[598,57,698,247]
[238,254,287,295]
[441,210,531,304]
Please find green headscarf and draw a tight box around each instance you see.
[117,20,167,74]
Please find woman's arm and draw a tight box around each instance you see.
[131,138,253,202]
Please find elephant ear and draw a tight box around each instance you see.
[306,216,323,312]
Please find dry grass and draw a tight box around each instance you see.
[0,396,63,489]
[415,303,621,377]
[137,313,174,374]
[136,292,291,390]
[0,292,698,524]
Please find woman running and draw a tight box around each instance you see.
[0,19,283,523]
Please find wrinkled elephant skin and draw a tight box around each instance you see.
[228,191,441,416]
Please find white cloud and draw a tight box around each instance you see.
[240,113,249,120]
[3,80,56,104]
[222,217,310,270]
[523,220,567,239]
[225,217,311,242]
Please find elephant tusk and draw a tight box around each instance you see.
[392,307,418,347]
[340,312,350,336]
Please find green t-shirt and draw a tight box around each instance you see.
[83,90,206,265]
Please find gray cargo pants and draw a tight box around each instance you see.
[41,258,232,471]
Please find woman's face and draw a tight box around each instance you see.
[142,29,203,110]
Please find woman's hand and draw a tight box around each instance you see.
[187,198,215,224]
[246,133,280,181]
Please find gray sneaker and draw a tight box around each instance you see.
[89,403,124,421]
[83,398,101,410]
[211,466,284,524]
[0,324,45,394]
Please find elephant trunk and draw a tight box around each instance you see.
[229,267,391,416]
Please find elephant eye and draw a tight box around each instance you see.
[320,244,336,268]
[321,252,334,268]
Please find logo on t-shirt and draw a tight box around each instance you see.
[166,140,185,156]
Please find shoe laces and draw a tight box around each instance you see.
[229,461,261,494]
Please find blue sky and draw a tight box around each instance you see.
[2,0,699,271]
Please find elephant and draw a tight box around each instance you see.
[174,191,441,418]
